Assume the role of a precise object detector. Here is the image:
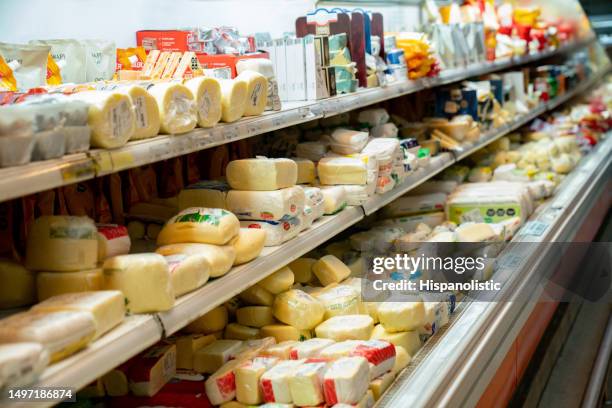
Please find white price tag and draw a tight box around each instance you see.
[519,221,549,237]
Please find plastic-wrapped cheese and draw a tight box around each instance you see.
[260,325,312,343]
[175,333,216,369]
[220,78,248,122]
[236,306,275,328]
[157,207,240,246]
[289,258,316,284]
[236,357,279,405]
[0,310,95,363]
[260,359,304,403]
[119,85,161,140]
[392,345,411,375]
[296,141,329,161]
[194,339,242,374]
[370,371,394,400]
[147,82,197,134]
[227,186,305,221]
[289,361,328,406]
[381,193,447,219]
[273,289,325,330]
[371,122,398,138]
[184,76,222,128]
[36,269,103,301]
[178,181,230,210]
[351,340,396,379]
[454,223,497,242]
[320,340,363,359]
[303,187,325,221]
[26,216,98,272]
[102,254,174,313]
[240,217,302,247]
[313,255,351,286]
[329,128,369,155]
[71,91,135,148]
[291,158,316,184]
[377,301,425,333]
[0,260,35,309]
[259,267,295,294]
[370,324,421,356]
[204,357,245,404]
[323,357,370,405]
[318,156,368,185]
[157,243,235,278]
[226,158,298,191]
[164,253,211,297]
[313,284,362,319]
[288,338,334,360]
[185,305,228,334]
[236,71,268,116]
[321,186,348,215]
[315,315,374,341]
[230,228,267,265]
[97,224,131,262]
[0,342,49,390]
[31,291,124,339]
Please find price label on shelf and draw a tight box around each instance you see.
[89,151,113,175]
[60,160,95,182]
[110,150,135,171]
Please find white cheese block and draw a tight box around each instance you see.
[418,301,450,341]
[184,76,222,128]
[289,258,316,284]
[225,323,260,340]
[0,260,35,308]
[377,301,425,333]
[318,156,368,185]
[240,218,302,247]
[315,315,374,341]
[220,78,248,122]
[148,82,197,134]
[236,356,279,405]
[227,186,305,221]
[323,357,370,405]
[36,269,103,302]
[204,356,244,405]
[391,346,411,375]
[71,91,135,148]
[273,289,325,330]
[102,253,174,313]
[119,85,161,140]
[164,253,211,297]
[179,181,230,211]
[237,70,268,116]
[0,342,48,389]
[0,310,95,363]
[288,338,334,360]
[185,305,228,334]
[313,255,351,286]
[350,340,396,379]
[313,284,362,319]
[289,361,328,406]
[258,266,295,294]
[320,186,348,215]
[194,339,242,374]
[329,128,369,155]
[239,285,275,306]
[97,224,131,262]
[157,243,236,278]
[175,333,216,370]
[303,187,325,221]
[291,158,316,184]
[157,207,240,246]
[226,158,298,191]
[261,340,298,359]
[31,291,124,339]
[320,340,364,359]
[260,359,304,403]
[370,325,421,357]
[236,306,275,328]
[26,216,98,272]
[260,325,312,343]
[454,223,497,242]
[230,228,267,265]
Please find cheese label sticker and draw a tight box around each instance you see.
[109,100,132,139]
[199,89,211,118]
[134,95,149,129]
[49,225,96,240]
[174,208,230,226]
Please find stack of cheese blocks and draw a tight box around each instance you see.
[225,157,323,247]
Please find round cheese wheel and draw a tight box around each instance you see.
[157,207,240,246]
[184,76,222,128]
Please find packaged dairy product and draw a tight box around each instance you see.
[313,255,351,286]
[0,310,95,362]
[371,122,398,138]
[377,301,425,332]
[237,71,268,116]
[227,186,305,221]
[97,224,131,262]
[370,324,421,356]
[380,212,446,232]
[175,333,216,370]
[291,158,316,184]
[296,141,328,161]
[220,78,248,122]
[350,340,396,379]
[303,187,325,222]
[0,342,48,390]
[178,181,230,210]
[240,217,302,246]
[157,243,235,278]
[369,371,394,400]
[225,323,260,340]
[102,253,174,313]
[226,158,298,191]
[323,357,370,405]
[320,186,348,215]
[381,193,447,219]
[147,82,197,134]
[259,267,295,294]
[32,291,124,339]
[184,76,222,127]
[329,128,369,155]
[289,361,328,406]
[194,339,242,374]
[240,285,275,306]
[318,156,368,185]
[205,357,245,405]
[260,359,304,403]
[128,343,176,397]
[236,357,279,405]
[315,315,374,341]
[104,85,160,140]
[164,253,211,297]
[312,284,362,319]
[391,345,411,375]
[185,305,228,334]
[26,216,98,272]
[260,325,312,343]
[273,289,325,330]
[230,228,267,265]
[288,338,334,360]
[157,207,240,246]
[36,269,103,301]
[0,260,35,308]
[454,223,497,242]
[289,258,316,284]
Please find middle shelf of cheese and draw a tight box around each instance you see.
[24,64,609,397]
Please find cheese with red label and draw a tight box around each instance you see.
[235,356,279,405]
[157,207,240,246]
[97,224,131,262]
[260,359,304,403]
[323,357,370,405]
[289,361,328,406]
[350,340,396,379]
[204,357,243,405]
[289,338,334,360]
[315,315,374,341]
[227,186,305,222]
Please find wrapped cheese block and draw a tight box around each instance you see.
[36,269,103,301]
[296,141,329,161]
[205,357,247,405]
[113,85,161,140]
[288,338,334,360]
[239,285,274,306]
[370,324,421,356]
[357,108,389,127]
[320,186,348,215]
[260,325,312,343]
[312,284,362,319]
[304,187,325,222]
[71,91,135,148]
[0,310,95,362]
[318,156,368,185]
[289,360,328,406]
[227,186,305,221]
[313,255,351,286]
[371,122,398,138]
[157,207,240,246]
[175,333,215,370]
[240,218,302,246]
[0,343,49,389]
[26,216,98,272]
[260,359,304,403]
[351,340,396,379]
[377,301,425,332]
[178,181,230,210]
[329,128,369,155]
[273,289,325,330]
[31,291,125,339]
[315,315,374,341]
[0,260,35,309]
[226,158,298,191]
[236,306,275,328]
[184,76,222,128]
[320,340,364,359]
[220,78,248,122]
[237,70,268,116]
[370,371,395,400]
[97,224,131,262]
[102,254,174,313]
[128,343,176,397]
[194,339,242,374]
[230,228,267,265]
[291,158,316,184]
[164,253,211,296]
[261,340,298,359]
[157,243,235,278]
[147,82,197,134]
[323,357,370,405]
[258,267,295,294]
[392,345,411,375]
[381,193,447,219]
[236,356,279,405]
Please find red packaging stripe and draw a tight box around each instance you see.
[289,349,299,360]
[324,378,338,405]
[215,372,236,400]
[261,378,275,402]
[352,342,395,366]
[97,224,129,240]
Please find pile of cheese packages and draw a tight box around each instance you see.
[0,58,272,168]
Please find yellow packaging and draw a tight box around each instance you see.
[46,53,62,85]
[0,54,17,91]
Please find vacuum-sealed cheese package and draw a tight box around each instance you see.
[147,82,197,135]
[184,76,222,128]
